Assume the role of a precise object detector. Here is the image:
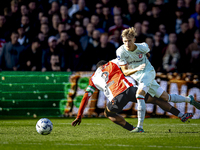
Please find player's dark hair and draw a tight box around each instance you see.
[96,60,107,69]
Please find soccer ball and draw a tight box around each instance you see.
[36,118,53,135]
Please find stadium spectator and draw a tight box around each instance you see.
[40,15,49,24]
[190,2,200,29]
[109,29,122,48]
[48,1,60,16]
[68,0,79,18]
[37,31,48,50]
[134,22,147,43]
[82,17,90,28]
[150,31,166,72]
[60,4,71,24]
[162,43,180,73]
[49,54,61,71]
[67,37,84,71]
[57,30,71,71]
[49,13,61,36]
[85,23,95,38]
[95,33,116,63]
[55,22,66,39]
[0,31,24,71]
[71,0,90,18]
[40,23,50,41]
[185,29,200,73]
[19,38,42,71]
[94,2,104,21]
[57,30,69,50]
[27,1,39,25]
[20,4,29,17]
[162,32,178,57]
[20,15,34,39]
[8,0,21,27]
[177,21,194,72]
[134,2,148,23]
[79,23,95,51]
[101,6,114,32]
[171,7,185,34]
[90,14,104,33]
[145,36,154,51]
[0,14,10,41]
[188,17,198,36]
[108,15,129,36]
[90,29,101,48]
[17,26,30,46]
[124,3,137,27]
[158,24,168,44]
[41,36,65,72]
[148,4,165,34]
[184,0,196,18]
[74,25,85,42]
[141,20,152,39]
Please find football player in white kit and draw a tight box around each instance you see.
[72,60,194,132]
[116,27,200,132]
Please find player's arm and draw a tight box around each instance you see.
[71,85,96,127]
[120,63,146,76]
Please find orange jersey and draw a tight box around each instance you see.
[77,59,133,119]
[89,59,133,101]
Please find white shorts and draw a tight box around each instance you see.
[131,70,164,98]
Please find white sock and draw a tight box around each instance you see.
[178,112,184,117]
[169,94,190,103]
[136,95,146,129]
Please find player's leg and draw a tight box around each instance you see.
[146,95,194,122]
[104,107,134,131]
[159,90,200,109]
[148,80,200,109]
[133,70,155,131]
[105,89,135,131]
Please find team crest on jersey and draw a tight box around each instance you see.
[138,54,143,58]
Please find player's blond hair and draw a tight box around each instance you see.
[121,27,137,39]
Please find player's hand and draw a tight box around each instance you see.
[136,63,146,71]
[71,118,81,127]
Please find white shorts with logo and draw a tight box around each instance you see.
[130,69,164,98]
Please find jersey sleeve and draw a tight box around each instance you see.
[76,78,96,119]
[140,42,150,54]
[116,46,127,66]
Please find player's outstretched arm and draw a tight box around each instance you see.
[71,91,93,127]
[120,63,146,76]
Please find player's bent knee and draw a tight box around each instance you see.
[159,91,169,101]
[104,107,117,117]
[138,84,149,95]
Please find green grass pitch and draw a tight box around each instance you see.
[0,118,200,150]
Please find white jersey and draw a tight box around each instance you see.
[116,42,155,81]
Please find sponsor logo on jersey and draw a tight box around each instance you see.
[129,59,143,63]
[138,54,143,58]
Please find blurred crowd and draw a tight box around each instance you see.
[0,0,200,73]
